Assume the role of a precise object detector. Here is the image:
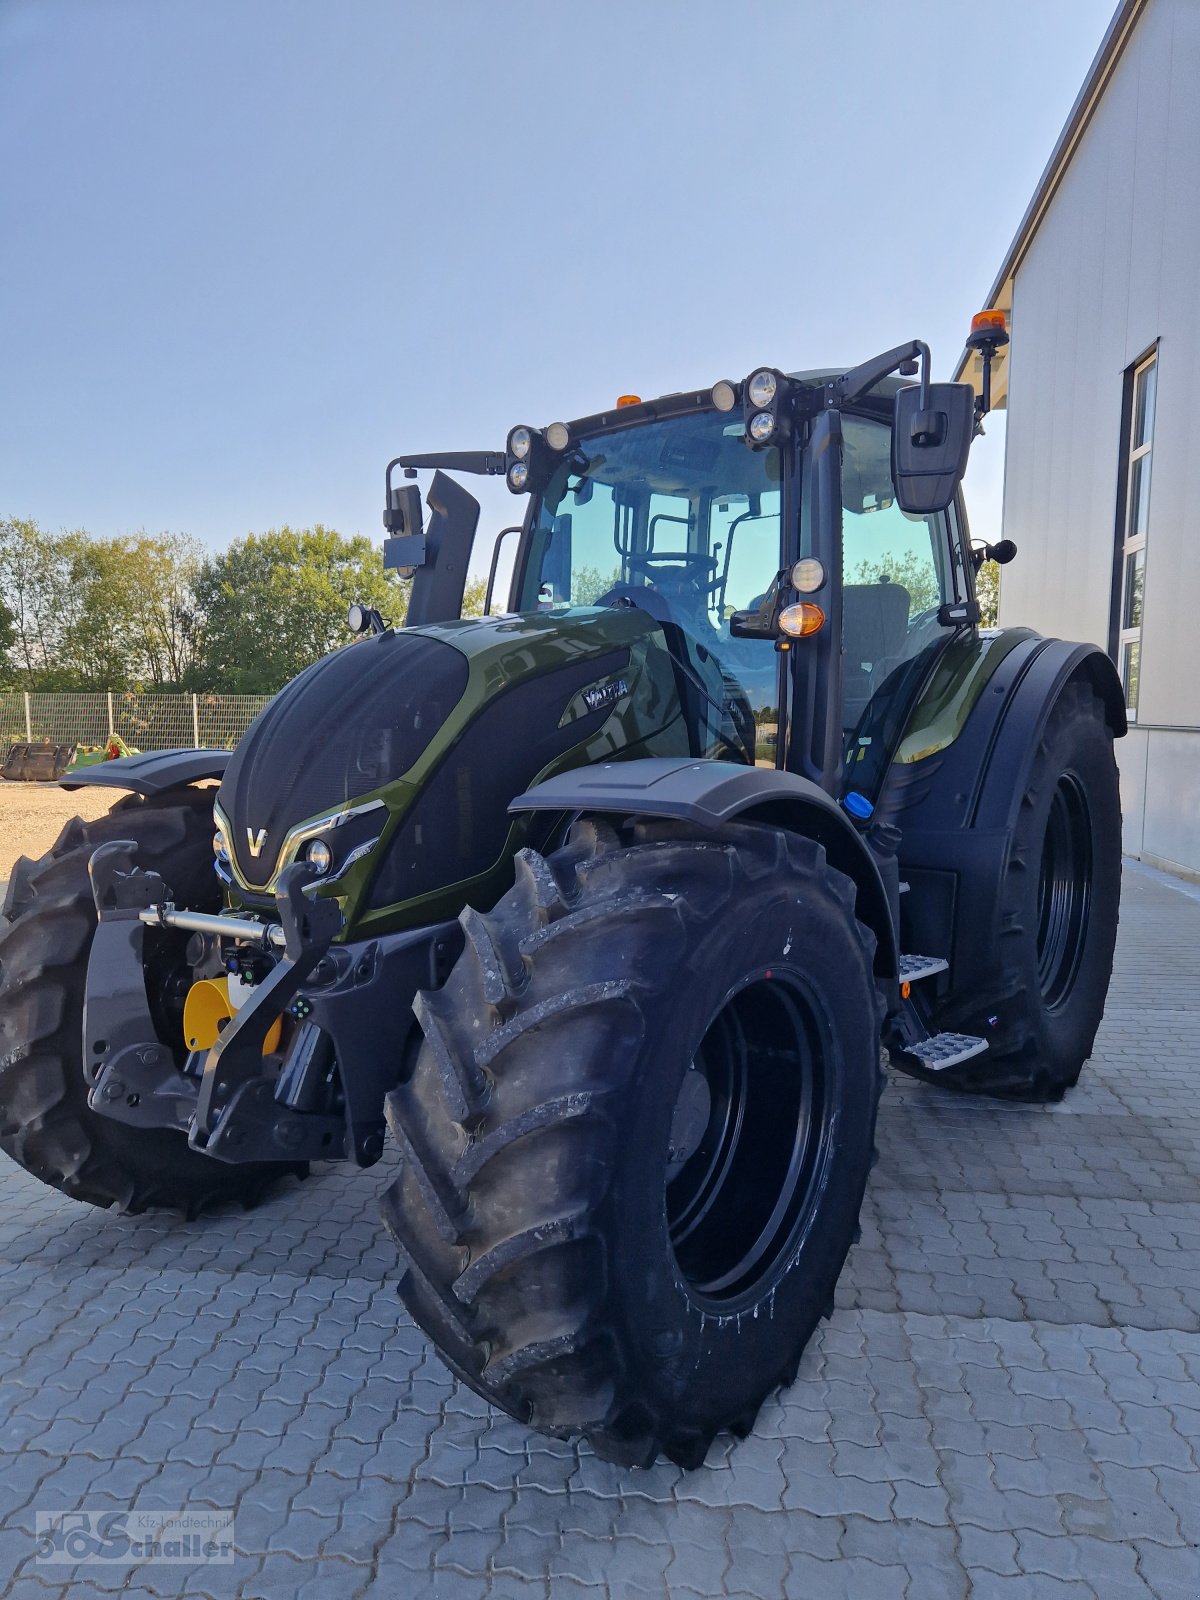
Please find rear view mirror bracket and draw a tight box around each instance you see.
[729,569,788,639]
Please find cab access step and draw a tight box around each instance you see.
[889,952,989,1075]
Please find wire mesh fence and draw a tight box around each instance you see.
[0,691,271,752]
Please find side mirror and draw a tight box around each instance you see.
[892,383,974,515]
[383,484,427,577]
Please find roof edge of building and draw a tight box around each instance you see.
[953,0,1147,386]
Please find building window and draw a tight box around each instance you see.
[1113,350,1156,718]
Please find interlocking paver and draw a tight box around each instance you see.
[2,861,1199,1597]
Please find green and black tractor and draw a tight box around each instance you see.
[0,325,1124,1467]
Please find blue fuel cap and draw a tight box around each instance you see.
[844,791,874,820]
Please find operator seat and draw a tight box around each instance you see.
[842,580,911,732]
[596,574,714,641]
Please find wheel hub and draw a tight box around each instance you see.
[665,970,831,1306]
[1036,772,1093,1011]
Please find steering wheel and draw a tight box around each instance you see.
[627,552,718,585]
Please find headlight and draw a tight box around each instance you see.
[508,460,529,491]
[305,839,333,875]
[748,369,777,408]
[213,826,228,859]
[791,558,826,593]
[711,379,738,413]
[748,411,776,443]
[508,426,532,460]
[545,421,570,452]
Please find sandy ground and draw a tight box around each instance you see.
[0,780,131,881]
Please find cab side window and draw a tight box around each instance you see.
[840,416,952,735]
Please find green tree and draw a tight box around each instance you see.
[0,594,16,683]
[461,576,488,617]
[847,549,941,614]
[0,517,80,688]
[192,526,408,693]
[57,533,141,688]
[0,523,206,690]
[571,565,621,606]
[975,559,1000,627]
[105,533,205,688]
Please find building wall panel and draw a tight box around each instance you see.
[1141,730,1200,876]
[997,0,1200,868]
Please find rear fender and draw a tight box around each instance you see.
[510,757,898,987]
[970,640,1125,833]
[877,637,1125,996]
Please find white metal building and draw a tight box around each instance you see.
[958,0,1200,878]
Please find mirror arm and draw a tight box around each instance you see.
[384,451,506,530]
[836,340,931,408]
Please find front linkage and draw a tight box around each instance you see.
[84,839,461,1167]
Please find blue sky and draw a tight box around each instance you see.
[2,0,1116,573]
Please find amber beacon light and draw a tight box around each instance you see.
[965,309,1010,419]
[969,309,1008,340]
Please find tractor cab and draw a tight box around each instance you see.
[387,342,977,808]
[383,343,984,806]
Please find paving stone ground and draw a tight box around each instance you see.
[0,860,1197,1599]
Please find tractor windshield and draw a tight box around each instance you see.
[516,409,783,751]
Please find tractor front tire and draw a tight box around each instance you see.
[382,818,883,1467]
[0,791,305,1215]
[931,681,1122,1100]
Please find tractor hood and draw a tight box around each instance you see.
[217,629,469,891]
[214,606,678,906]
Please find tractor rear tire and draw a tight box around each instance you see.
[381,817,883,1467]
[0,791,306,1215]
[930,682,1122,1100]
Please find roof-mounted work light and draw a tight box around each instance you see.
[710,380,738,413]
[741,367,790,449]
[505,424,539,493]
[505,421,575,494]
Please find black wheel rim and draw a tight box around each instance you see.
[665,970,833,1306]
[1036,773,1093,1011]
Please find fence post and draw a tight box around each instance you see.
[192,694,201,748]
[23,692,31,743]
[106,692,115,738]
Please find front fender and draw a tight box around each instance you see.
[510,756,898,984]
[60,747,230,797]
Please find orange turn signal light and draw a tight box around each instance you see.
[778,602,825,638]
[970,309,1007,336]
[616,394,641,408]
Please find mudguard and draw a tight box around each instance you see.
[59,747,230,797]
[877,636,1125,992]
[510,756,898,984]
